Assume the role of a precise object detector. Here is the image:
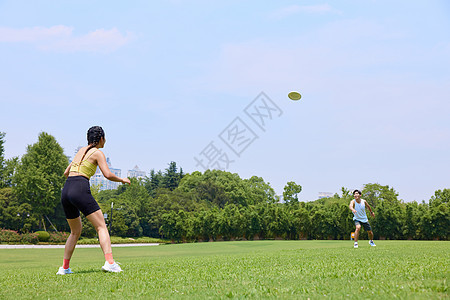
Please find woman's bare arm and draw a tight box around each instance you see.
[94,150,130,184]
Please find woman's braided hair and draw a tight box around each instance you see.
[80,126,105,162]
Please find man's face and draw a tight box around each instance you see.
[354,192,361,200]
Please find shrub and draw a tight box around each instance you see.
[0,229,22,243]
[35,231,50,242]
[110,236,169,244]
[48,232,69,244]
[21,233,39,244]
[77,237,99,245]
[133,237,170,244]
[77,236,169,245]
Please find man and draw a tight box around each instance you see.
[349,190,376,248]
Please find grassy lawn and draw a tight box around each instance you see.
[0,240,448,299]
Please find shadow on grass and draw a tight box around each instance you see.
[74,269,104,274]
[74,268,124,275]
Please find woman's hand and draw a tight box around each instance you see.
[122,178,131,185]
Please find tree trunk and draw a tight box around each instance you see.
[42,217,47,231]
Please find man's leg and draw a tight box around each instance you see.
[354,224,361,243]
[367,229,376,246]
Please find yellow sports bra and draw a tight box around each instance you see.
[69,149,98,178]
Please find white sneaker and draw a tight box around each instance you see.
[102,261,122,273]
[56,267,73,275]
[369,240,376,247]
[354,242,358,248]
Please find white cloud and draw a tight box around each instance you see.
[270,4,335,19]
[0,26,134,53]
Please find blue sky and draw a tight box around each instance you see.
[1,0,449,202]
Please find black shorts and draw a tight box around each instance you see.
[354,220,372,231]
[61,176,101,219]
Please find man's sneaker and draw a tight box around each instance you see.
[354,242,358,248]
[56,267,73,275]
[102,261,122,273]
[369,240,376,247]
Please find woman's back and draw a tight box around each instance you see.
[69,147,99,178]
[73,147,98,164]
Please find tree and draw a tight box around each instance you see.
[178,170,231,207]
[197,207,220,241]
[0,187,37,231]
[372,198,403,240]
[244,176,277,204]
[0,132,5,186]
[417,202,433,240]
[239,205,261,240]
[265,204,290,239]
[291,204,310,239]
[0,132,17,188]
[362,183,399,208]
[13,132,68,229]
[160,210,185,242]
[178,170,274,208]
[309,205,335,239]
[429,189,450,207]
[117,178,151,236]
[2,157,19,188]
[218,203,242,240]
[162,161,184,191]
[283,181,302,204]
[144,169,163,197]
[107,199,140,237]
[323,200,353,240]
[362,183,403,239]
[428,189,450,240]
[402,201,420,239]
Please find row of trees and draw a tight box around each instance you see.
[0,131,449,241]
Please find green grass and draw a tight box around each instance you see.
[0,241,448,299]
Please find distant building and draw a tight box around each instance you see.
[90,157,122,191]
[127,165,146,179]
[318,192,333,199]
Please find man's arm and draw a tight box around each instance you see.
[349,200,356,214]
[365,200,375,217]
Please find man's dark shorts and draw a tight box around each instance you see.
[354,220,372,231]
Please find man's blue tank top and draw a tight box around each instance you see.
[353,199,368,222]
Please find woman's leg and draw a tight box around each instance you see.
[86,210,122,272]
[57,217,81,274]
[64,217,83,269]
[64,217,82,261]
[86,210,112,256]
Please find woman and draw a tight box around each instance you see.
[57,126,130,275]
